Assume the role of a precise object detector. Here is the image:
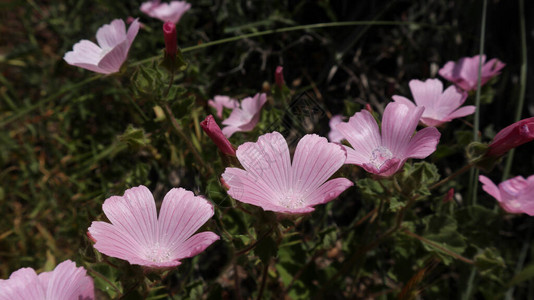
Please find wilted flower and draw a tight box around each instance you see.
[201,115,236,156]
[222,93,267,138]
[64,19,139,74]
[392,78,474,127]
[438,55,505,91]
[337,102,441,177]
[486,117,534,157]
[0,260,94,300]
[140,0,191,24]
[88,186,219,268]
[328,114,345,143]
[479,175,534,215]
[222,132,353,214]
[208,95,239,119]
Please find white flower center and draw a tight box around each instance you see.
[278,190,305,209]
[145,243,171,263]
[369,146,393,170]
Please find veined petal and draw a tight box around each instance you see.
[44,260,94,300]
[446,105,476,120]
[96,19,126,49]
[0,268,45,300]
[409,78,443,109]
[171,231,220,260]
[158,188,215,250]
[102,186,158,249]
[405,126,440,159]
[126,18,140,48]
[236,132,291,193]
[88,221,146,264]
[391,95,416,109]
[97,40,129,74]
[381,102,424,158]
[291,134,347,194]
[304,178,353,206]
[336,110,381,164]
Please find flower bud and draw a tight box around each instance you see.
[486,117,534,157]
[275,66,285,88]
[201,115,236,156]
[163,21,177,58]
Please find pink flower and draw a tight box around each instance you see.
[328,114,345,143]
[479,175,534,215]
[64,19,139,74]
[208,95,239,119]
[222,93,267,138]
[486,117,534,157]
[221,132,353,214]
[392,79,474,127]
[88,186,219,268]
[337,102,441,177]
[438,55,505,91]
[140,0,191,24]
[0,260,94,300]
[163,21,177,58]
[201,115,236,156]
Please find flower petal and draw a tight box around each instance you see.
[391,95,416,109]
[446,105,476,120]
[304,178,353,206]
[409,78,443,109]
[158,188,215,251]
[101,186,158,249]
[336,110,381,164]
[291,134,347,194]
[479,175,501,202]
[381,102,424,158]
[43,260,94,300]
[88,221,147,265]
[404,127,440,159]
[97,40,129,74]
[96,19,126,49]
[171,231,220,260]
[0,268,45,300]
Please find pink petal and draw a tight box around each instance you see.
[291,134,347,194]
[405,126,440,159]
[336,110,381,164]
[88,221,148,265]
[328,115,345,143]
[96,19,126,49]
[97,40,129,73]
[361,157,402,177]
[43,260,94,300]
[172,231,220,260]
[101,186,158,249]
[141,1,191,23]
[241,93,267,116]
[221,125,241,138]
[381,102,424,158]
[0,268,45,300]
[391,95,416,109]
[304,178,353,206]
[479,175,502,202]
[446,105,476,120]
[222,167,284,211]
[409,78,443,109]
[158,188,216,252]
[236,132,291,192]
[126,18,140,49]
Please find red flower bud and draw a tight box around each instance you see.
[443,188,454,203]
[201,115,236,156]
[275,66,285,88]
[486,117,534,157]
[163,21,177,58]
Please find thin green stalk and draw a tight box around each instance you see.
[469,0,488,206]
[502,0,528,180]
[131,20,444,67]
[462,268,477,300]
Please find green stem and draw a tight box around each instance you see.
[256,260,270,300]
[469,0,488,206]
[131,21,445,66]
[429,162,475,191]
[502,0,528,180]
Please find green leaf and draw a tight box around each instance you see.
[508,264,534,287]
[254,235,278,264]
[474,248,505,283]
[398,162,440,196]
[118,125,150,149]
[421,215,466,265]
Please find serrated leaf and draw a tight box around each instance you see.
[421,215,466,265]
[475,248,505,281]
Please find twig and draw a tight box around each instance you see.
[402,229,474,265]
